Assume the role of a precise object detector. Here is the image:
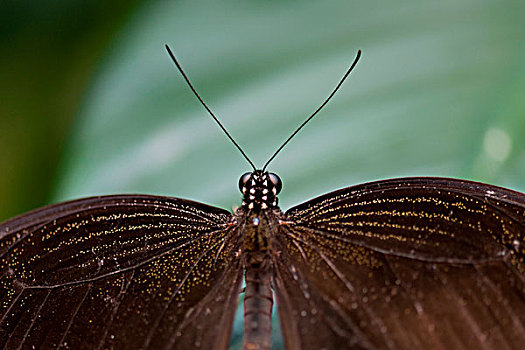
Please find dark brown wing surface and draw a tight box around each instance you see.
[0,195,242,350]
[274,177,525,350]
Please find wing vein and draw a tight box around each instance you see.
[96,269,136,350]
[284,227,395,349]
[142,233,228,348]
[57,283,92,348]
[14,289,52,350]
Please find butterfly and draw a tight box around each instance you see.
[0,45,524,350]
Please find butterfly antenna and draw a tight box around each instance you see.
[262,50,362,171]
[165,44,256,170]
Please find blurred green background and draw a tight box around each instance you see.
[1,0,524,348]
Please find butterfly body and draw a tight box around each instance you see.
[238,170,282,350]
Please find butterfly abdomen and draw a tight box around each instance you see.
[243,262,273,350]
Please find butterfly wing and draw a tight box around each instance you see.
[0,195,242,350]
[274,177,525,350]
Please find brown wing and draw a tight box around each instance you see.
[0,195,242,349]
[274,177,525,350]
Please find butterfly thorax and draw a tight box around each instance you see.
[242,213,272,266]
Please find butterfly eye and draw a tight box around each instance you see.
[268,173,282,194]
[239,172,252,192]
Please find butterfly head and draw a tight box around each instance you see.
[239,170,282,211]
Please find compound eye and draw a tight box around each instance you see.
[238,172,252,192]
[268,173,282,194]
